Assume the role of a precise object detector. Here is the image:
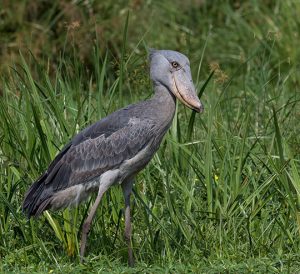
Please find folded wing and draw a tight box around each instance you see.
[23,115,156,217]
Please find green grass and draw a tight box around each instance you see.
[1,1,300,273]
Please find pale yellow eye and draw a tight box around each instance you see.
[171,61,179,68]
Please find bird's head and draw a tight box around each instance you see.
[149,49,204,113]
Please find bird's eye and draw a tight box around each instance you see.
[171,61,179,68]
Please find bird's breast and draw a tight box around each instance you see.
[118,139,157,182]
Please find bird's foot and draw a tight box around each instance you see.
[80,254,88,264]
[128,257,135,268]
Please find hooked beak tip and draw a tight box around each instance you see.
[194,102,204,113]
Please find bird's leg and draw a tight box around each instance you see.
[122,177,134,267]
[80,185,108,262]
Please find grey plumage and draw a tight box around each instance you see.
[23,97,172,216]
[22,49,203,266]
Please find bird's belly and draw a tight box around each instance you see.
[50,178,101,210]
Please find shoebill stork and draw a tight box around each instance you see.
[22,49,204,266]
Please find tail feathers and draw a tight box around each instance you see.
[23,143,72,218]
[22,173,53,218]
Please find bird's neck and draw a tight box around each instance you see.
[153,84,176,106]
[152,84,176,123]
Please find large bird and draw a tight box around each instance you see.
[22,49,204,266]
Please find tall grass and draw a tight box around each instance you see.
[1,1,300,273]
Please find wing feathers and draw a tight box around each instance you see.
[23,116,157,217]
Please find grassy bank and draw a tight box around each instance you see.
[1,1,300,273]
